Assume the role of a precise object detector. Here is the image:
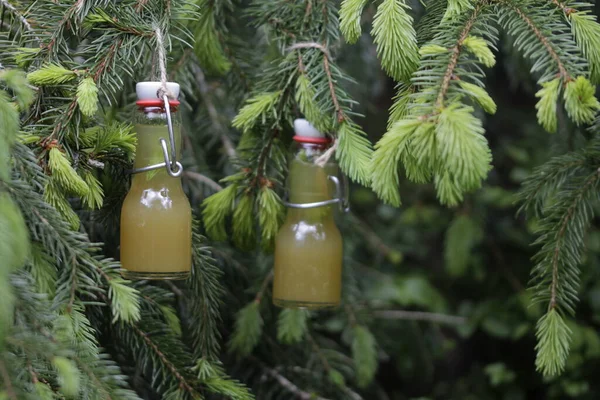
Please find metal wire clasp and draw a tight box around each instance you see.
[283,175,350,213]
[130,94,183,178]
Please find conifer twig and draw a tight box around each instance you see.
[437,6,481,109]
[549,171,600,309]
[254,130,278,186]
[131,325,198,395]
[288,41,344,122]
[505,2,570,80]
[322,54,344,123]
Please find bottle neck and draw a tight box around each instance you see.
[287,143,337,222]
[132,108,182,184]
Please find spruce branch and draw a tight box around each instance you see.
[548,0,600,82]
[130,324,199,396]
[519,140,600,376]
[546,171,599,311]
[506,2,569,80]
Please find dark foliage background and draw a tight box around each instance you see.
[2,0,600,399]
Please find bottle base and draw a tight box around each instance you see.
[120,270,190,280]
[273,298,340,310]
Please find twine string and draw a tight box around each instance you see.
[154,26,175,99]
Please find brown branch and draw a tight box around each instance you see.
[131,325,198,395]
[0,0,38,38]
[307,332,332,372]
[0,360,17,400]
[549,172,599,309]
[50,99,78,139]
[288,41,344,123]
[263,365,331,400]
[253,130,279,187]
[372,310,467,325]
[347,213,400,263]
[184,171,223,192]
[345,304,358,327]
[509,2,570,81]
[67,255,77,313]
[436,6,481,109]
[191,63,236,158]
[254,270,274,304]
[322,53,344,123]
[93,38,123,82]
[550,0,576,15]
[165,280,184,297]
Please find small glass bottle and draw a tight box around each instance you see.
[273,119,343,309]
[120,82,192,280]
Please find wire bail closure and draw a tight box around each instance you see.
[283,175,350,213]
[130,94,183,178]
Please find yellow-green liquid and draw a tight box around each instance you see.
[273,159,342,309]
[120,124,192,280]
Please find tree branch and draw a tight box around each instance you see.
[372,310,467,325]
[0,0,37,38]
[192,62,237,159]
[507,2,570,80]
[254,270,274,304]
[262,365,331,400]
[0,359,17,400]
[184,171,223,192]
[322,53,344,123]
[549,0,576,15]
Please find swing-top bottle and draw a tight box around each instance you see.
[273,119,343,309]
[120,82,192,280]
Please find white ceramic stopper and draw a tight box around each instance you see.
[136,81,180,100]
[294,118,324,138]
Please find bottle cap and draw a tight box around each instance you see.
[293,119,331,145]
[136,81,180,101]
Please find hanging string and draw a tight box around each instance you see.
[315,140,338,167]
[154,25,175,99]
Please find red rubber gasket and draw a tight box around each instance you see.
[293,135,332,145]
[136,99,180,110]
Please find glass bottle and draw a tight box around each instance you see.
[273,119,343,309]
[120,82,192,280]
